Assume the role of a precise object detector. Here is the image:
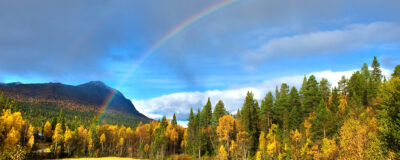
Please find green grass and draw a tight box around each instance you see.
[56,157,142,160]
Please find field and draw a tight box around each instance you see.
[57,157,142,160]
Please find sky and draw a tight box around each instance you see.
[1,0,400,124]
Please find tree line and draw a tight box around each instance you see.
[1,56,400,159]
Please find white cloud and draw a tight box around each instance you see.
[132,68,391,121]
[247,22,400,64]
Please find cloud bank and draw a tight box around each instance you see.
[132,68,391,121]
[247,22,400,65]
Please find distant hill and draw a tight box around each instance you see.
[0,81,150,127]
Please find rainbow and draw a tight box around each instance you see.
[96,0,240,124]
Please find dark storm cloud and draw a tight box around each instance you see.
[0,1,129,80]
[1,0,400,83]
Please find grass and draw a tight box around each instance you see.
[57,157,142,160]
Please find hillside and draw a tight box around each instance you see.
[0,81,150,128]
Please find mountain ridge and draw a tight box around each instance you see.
[0,81,150,120]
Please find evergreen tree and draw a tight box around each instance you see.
[329,87,340,113]
[186,108,195,155]
[260,92,274,133]
[370,57,382,103]
[311,99,335,140]
[195,108,202,158]
[319,78,331,104]
[212,100,227,127]
[300,76,308,102]
[348,71,364,104]
[240,91,259,156]
[392,65,400,78]
[377,76,400,154]
[289,87,302,130]
[338,76,348,95]
[272,83,289,126]
[201,98,212,127]
[371,56,382,83]
[303,75,320,115]
[171,113,177,126]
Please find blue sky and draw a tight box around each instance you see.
[1,0,400,122]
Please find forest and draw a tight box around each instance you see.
[1,56,400,160]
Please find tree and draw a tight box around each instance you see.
[339,118,368,159]
[266,124,278,159]
[289,87,302,129]
[319,78,331,104]
[321,138,338,159]
[311,99,335,140]
[392,65,400,78]
[77,125,88,155]
[303,75,320,114]
[260,91,274,132]
[52,123,63,156]
[5,127,20,149]
[217,145,228,160]
[378,77,400,154]
[186,108,196,155]
[216,115,235,154]
[171,113,177,126]
[212,100,227,127]
[240,91,260,155]
[338,76,348,95]
[329,87,340,113]
[257,131,267,160]
[26,125,35,150]
[237,131,250,159]
[100,133,106,152]
[64,126,73,156]
[290,129,302,160]
[201,98,212,127]
[44,121,52,141]
[371,56,382,83]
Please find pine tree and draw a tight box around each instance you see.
[240,91,259,156]
[260,91,274,133]
[272,83,289,126]
[303,75,320,114]
[348,71,364,104]
[300,76,308,103]
[371,56,382,83]
[392,65,400,78]
[201,98,213,127]
[289,87,302,130]
[310,99,334,140]
[186,108,195,155]
[319,78,331,104]
[329,87,340,113]
[378,76,400,154]
[212,100,227,127]
[171,113,177,126]
[338,76,348,95]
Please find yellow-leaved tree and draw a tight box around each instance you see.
[100,133,106,152]
[321,137,338,159]
[52,123,63,156]
[43,121,52,140]
[216,115,235,155]
[257,131,266,159]
[217,145,228,160]
[266,124,278,159]
[77,126,88,155]
[64,126,73,156]
[290,129,302,160]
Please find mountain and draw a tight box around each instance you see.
[0,81,150,124]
